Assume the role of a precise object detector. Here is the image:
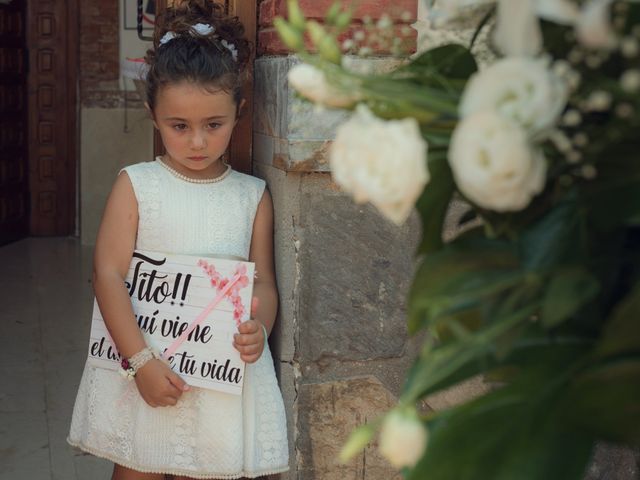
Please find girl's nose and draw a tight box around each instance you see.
[190,131,207,149]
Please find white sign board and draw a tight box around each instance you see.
[87,251,254,395]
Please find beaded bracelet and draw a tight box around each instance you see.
[120,347,160,380]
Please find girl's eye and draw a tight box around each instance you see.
[173,124,188,131]
[208,122,221,130]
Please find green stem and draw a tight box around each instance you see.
[470,6,496,50]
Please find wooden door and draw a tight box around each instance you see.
[0,0,29,245]
[226,0,255,175]
[153,0,255,174]
[27,0,78,236]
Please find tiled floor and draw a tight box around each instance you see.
[2,238,638,480]
[0,238,113,479]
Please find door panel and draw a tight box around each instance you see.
[0,0,29,245]
[27,0,77,236]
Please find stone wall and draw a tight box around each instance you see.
[253,1,423,478]
[253,2,640,479]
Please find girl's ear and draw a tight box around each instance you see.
[235,98,247,125]
[145,102,159,129]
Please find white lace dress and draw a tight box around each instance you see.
[68,159,289,479]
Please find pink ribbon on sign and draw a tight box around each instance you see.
[161,272,243,360]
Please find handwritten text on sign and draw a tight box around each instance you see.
[87,251,254,395]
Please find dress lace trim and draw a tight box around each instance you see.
[67,439,290,479]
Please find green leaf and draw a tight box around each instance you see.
[393,44,478,83]
[519,191,582,271]
[541,269,600,329]
[562,358,640,445]
[408,238,521,334]
[407,358,595,480]
[415,151,454,255]
[597,282,640,358]
[582,152,640,230]
[402,304,538,402]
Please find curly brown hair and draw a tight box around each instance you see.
[144,0,251,111]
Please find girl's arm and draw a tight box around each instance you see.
[94,172,187,406]
[234,188,279,363]
[93,172,146,358]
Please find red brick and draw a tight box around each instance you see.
[79,0,119,105]
[259,0,279,27]
[259,0,417,27]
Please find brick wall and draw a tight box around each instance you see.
[257,0,417,56]
[79,0,122,107]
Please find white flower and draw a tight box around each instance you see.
[220,39,238,62]
[330,105,429,225]
[379,408,428,469]
[575,0,617,50]
[159,31,177,46]
[449,111,547,212]
[620,37,639,57]
[288,63,361,108]
[192,23,215,36]
[586,90,612,110]
[460,57,569,135]
[620,69,640,93]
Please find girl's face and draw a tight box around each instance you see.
[151,81,239,177]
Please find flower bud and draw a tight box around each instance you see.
[318,36,342,64]
[325,1,342,25]
[307,20,342,64]
[286,0,307,31]
[335,10,353,30]
[379,407,428,469]
[274,17,304,52]
[306,20,327,47]
[288,63,360,108]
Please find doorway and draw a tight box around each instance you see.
[0,0,79,246]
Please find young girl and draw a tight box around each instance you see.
[67,2,289,478]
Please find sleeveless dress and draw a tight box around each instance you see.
[67,159,289,479]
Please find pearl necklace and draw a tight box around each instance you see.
[156,157,232,184]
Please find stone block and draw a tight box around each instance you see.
[253,55,403,172]
[297,376,401,480]
[584,443,639,480]
[297,189,420,363]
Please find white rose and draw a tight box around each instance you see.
[330,105,429,225]
[449,111,547,212]
[460,57,568,135]
[288,63,360,108]
[379,408,428,469]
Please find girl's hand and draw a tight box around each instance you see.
[134,359,189,407]
[233,297,267,363]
